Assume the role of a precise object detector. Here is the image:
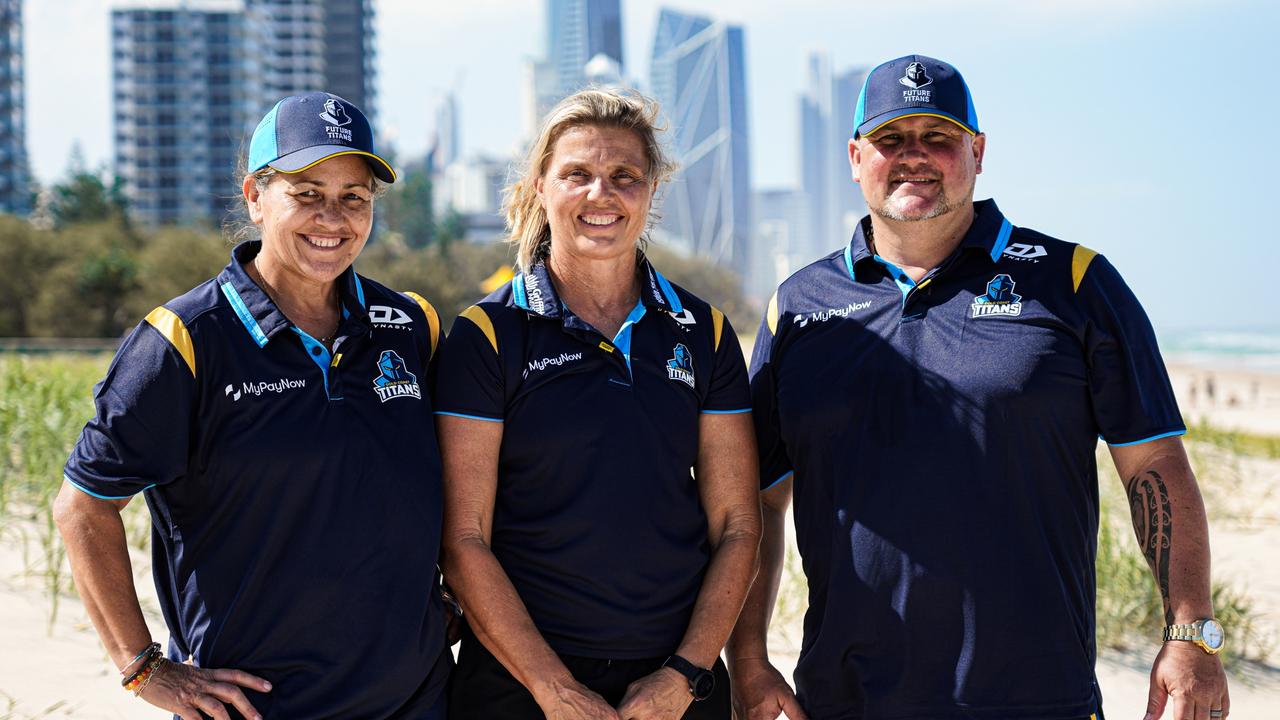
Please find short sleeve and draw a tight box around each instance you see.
[402,291,443,396]
[701,309,751,413]
[434,305,505,422]
[1077,252,1184,445]
[64,319,196,499]
[749,294,794,489]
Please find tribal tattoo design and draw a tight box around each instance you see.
[1125,469,1174,624]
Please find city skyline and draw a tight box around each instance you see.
[16,0,1280,330]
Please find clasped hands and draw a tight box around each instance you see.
[538,666,693,720]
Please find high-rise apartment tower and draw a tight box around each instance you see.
[0,0,30,214]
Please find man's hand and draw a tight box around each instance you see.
[1144,641,1229,720]
[730,658,807,720]
[616,667,692,720]
[534,677,621,720]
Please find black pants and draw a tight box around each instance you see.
[449,628,731,719]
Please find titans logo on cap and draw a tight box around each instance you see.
[320,99,352,127]
[899,62,933,90]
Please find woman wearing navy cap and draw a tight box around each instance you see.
[55,93,452,719]
[435,88,761,720]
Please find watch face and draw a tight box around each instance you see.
[692,671,715,701]
[1203,620,1225,649]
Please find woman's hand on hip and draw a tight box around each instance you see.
[139,659,271,720]
[616,667,693,720]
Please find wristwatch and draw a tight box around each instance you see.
[1162,618,1226,655]
[662,655,715,701]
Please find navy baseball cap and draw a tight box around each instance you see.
[248,92,396,183]
[853,55,979,139]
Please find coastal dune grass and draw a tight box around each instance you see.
[0,355,1274,669]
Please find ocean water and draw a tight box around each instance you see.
[1159,328,1280,373]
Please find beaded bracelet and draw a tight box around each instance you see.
[124,655,161,693]
[123,652,163,692]
[119,641,161,677]
[133,658,165,698]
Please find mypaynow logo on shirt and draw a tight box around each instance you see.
[224,378,307,402]
[796,301,872,328]
[524,352,584,378]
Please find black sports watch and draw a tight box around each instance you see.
[662,655,715,701]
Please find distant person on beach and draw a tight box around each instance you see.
[434,89,761,720]
[731,55,1230,720]
[55,93,452,719]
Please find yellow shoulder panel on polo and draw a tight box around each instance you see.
[403,292,441,358]
[766,292,779,336]
[710,306,725,352]
[145,306,196,377]
[459,305,498,354]
[1072,245,1099,293]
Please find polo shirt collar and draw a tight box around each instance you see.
[511,254,684,319]
[216,240,368,348]
[844,199,1014,281]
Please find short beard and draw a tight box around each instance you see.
[871,187,961,222]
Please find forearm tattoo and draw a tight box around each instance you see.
[1125,469,1174,624]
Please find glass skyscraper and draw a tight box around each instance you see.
[528,0,624,133]
[321,0,377,117]
[113,0,379,226]
[0,0,30,215]
[112,6,251,225]
[547,0,622,97]
[650,8,751,280]
[798,52,866,262]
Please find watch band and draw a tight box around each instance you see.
[1162,618,1226,656]
[1163,623,1200,642]
[662,655,714,701]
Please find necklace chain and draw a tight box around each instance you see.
[252,257,340,343]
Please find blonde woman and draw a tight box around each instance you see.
[435,89,761,720]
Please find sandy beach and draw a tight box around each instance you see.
[1,359,1277,718]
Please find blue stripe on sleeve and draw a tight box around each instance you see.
[65,474,154,500]
[434,411,504,423]
[701,408,751,415]
[762,470,794,491]
[1104,429,1186,447]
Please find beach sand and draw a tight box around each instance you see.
[1167,361,1280,436]
[1,362,1277,718]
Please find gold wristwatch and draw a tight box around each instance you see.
[1162,618,1226,655]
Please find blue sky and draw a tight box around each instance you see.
[23,0,1279,330]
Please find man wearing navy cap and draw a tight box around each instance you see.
[728,55,1230,720]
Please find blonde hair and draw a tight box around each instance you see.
[504,88,678,272]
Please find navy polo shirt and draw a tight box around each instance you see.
[434,257,751,658]
[65,241,451,719]
[750,200,1183,720]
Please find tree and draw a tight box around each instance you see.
[27,223,140,337]
[47,172,130,228]
[123,228,231,322]
[377,163,435,249]
[0,215,44,335]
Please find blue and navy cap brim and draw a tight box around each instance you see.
[856,108,977,139]
[269,144,397,183]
